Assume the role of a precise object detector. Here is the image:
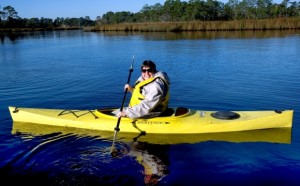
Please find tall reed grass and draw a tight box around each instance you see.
[87,18,300,32]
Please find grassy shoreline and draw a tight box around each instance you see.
[88,18,300,32]
[1,18,299,33]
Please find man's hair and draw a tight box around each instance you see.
[141,60,157,72]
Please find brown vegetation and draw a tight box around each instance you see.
[87,18,300,32]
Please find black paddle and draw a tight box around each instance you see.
[110,56,134,154]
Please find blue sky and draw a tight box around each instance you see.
[1,0,170,19]
[1,0,283,20]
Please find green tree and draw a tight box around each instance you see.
[256,0,273,19]
[40,17,53,28]
[163,0,186,21]
[225,0,238,20]
[287,1,300,16]
[26,18,40,28]
[53,17,64,27]
[1,5,20,27]
[2,6,19,20]
[101,11,116,24]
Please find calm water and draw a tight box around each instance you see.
[1,30,300,185]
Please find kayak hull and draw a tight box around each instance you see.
[8,106,293,134]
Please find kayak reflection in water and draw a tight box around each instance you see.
[128,141,170,185]
[114,60,171,119]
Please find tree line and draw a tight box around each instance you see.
[99,0,300,24]
[1,0,299,29]
[0,6,95,29]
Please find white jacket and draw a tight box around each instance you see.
[125,71,170,119]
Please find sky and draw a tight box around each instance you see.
[1,0,284,20]
[0,0,170,20]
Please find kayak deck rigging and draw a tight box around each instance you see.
[58,109,99,119]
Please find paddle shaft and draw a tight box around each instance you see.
[114,66,133,131]
[110,57,134,154]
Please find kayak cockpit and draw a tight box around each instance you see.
[162,107,190,117]
[96,107,190,118]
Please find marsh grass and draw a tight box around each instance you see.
[88,18,300,32]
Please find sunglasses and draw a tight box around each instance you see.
[141,69,152,73]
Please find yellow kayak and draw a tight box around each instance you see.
[8,106,293,134]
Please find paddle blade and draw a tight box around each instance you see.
[110,130,118,154]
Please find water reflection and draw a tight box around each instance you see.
[124,141,169,185]
[0,30,83,44]
[12,122,292,145]
[11,122,291,185]
[11,122,170,185]
[96,30,300,40]
[1,30,299,44]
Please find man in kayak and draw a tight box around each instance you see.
[116,60,170,119]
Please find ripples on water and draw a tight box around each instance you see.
[3,131,145,185]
